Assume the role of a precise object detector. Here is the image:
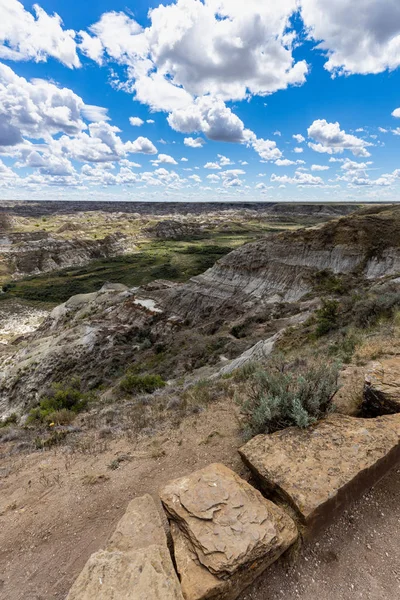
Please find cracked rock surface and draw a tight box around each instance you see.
[160,463,298,600]
[240,413,400,532]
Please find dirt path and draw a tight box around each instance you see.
[0,401,399,600]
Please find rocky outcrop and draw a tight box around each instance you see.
[364,358,400,415]
[67,494,183,600]
[0,285,168,416]
[151,206,400,324]
[160,463,298,600]
[145,220,203,240]
[0,231,136,278]
[239,413,400,533]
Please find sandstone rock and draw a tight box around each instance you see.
[240,414,400,533]
[333,365,365,416]
[107,493,167,553]
[160,463,298,600]
[66,546,183,600]
[67,494,184,600]
[364,358,400,415]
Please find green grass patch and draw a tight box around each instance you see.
[27,379,93,424]
[0,238,245,304]
[120,373,166,395]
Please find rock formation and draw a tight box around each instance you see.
[0,231,136,279]
[154,206,400,324]
[67,494,183,600]
[364,358,400,415]
[239,413,400,533]
[160,463,298,600]
[145,219,203,240]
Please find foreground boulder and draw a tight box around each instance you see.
[67,494,183,600]
[240,414,400,534]
[364,358,400,415]
[160,463,298,600]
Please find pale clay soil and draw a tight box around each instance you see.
[0,399,399,600]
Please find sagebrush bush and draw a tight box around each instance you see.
[239,355,339,438]
[27,379,92,424]
[120,373,166,395]
[351,291,400,328]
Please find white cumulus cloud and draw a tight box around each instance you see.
[308,119,372,157]
[300,0,400,76]
[129,117,144,127]
[0,0,80,68]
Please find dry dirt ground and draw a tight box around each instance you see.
[0,399,399,600]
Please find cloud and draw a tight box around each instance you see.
[251,137,282,161]
[81,105,109,122]
[78,11,145,65]
[184,137,205,148]
[206,173,220,182]
[189,174,201,183]
[168,96,249,143]
[0,0,80,68]
[293,133,305,143]
[55,122,157,163]
[127,136,158,155]
[275,158,296,166]
[293,147,304,153]
[218,154,233,166]
[204,162,221,170]
[271,170,324,185]
[129,117,144,127]
[392,108,400,118]
[300,0,400,76]
[307,119,372,157]
[0,63,89,145]
[341,159,372,171]
[151,153,178,165]
[311,164,329,171]
[146,119,155,124]
[84,2,308,107]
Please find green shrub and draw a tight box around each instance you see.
[312,270,346,295]
[315,299,340,336]
[239,355,339,438]
[120,373,166,395]
[351,291,400,328]
[27,379,92,424]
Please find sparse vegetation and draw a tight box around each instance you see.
[315,299,340,337]
[0,413,18,428]
[238,355,340,439]
[120,372,166,395]
[27,379,93,424]
[0,238,254,304]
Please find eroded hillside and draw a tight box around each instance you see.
[0,203,399,419]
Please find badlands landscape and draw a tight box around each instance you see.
[1,201,400,600]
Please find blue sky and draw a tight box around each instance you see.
[1,0,400,202]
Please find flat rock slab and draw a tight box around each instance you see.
[240,414,400,533]
[67,546,183,600]
[67,494,183,600]
[364,358,400,415]
[160,463,298,600]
